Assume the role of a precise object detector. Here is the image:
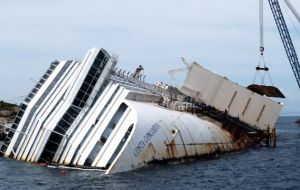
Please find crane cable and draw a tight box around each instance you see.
[259,0,264,55]
[253,0,274,86]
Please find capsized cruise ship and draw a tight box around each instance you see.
[0,48,283,174]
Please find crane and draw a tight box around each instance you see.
[284,0,300,23]
[267,0,300,88]
[170,0,300,92]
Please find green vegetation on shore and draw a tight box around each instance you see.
[0,100,18,121]
[0,100,18,111]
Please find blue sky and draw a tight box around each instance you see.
[0,0,299,115]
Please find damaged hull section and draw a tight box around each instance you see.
[106,100,243,174]
[0,48,283,174]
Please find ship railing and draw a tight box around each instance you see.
[184,103,265,133]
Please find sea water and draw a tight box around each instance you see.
[0,116,299,190]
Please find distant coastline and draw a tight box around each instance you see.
[0,100,18,140]
[0,100,18,122]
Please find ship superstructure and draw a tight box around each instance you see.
[0,48,282,174]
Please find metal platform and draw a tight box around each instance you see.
[247,84,285,98]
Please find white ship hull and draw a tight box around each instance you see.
[0,48,282,174]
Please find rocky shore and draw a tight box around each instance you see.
[0,101,18,140]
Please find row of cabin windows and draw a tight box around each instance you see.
[55,107,80,133]
[28,61,72,104]
[38,103,81,161]
[66,85,121,164]
[105,124,134,169]
[84,103,128,166]
[51,60,60,67]
[0,62,60,153]
[73,50,108,107]
[13,104,26,126]
[10,63,70,154]
[72,54,109,108]
[39,51,110,162]
[24,63,59,103]
[0,103,28,152]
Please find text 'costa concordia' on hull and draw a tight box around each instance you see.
[0,47,283,174]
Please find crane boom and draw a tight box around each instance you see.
[268,0,300,88]
[284,0,300,23]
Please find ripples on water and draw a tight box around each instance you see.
[0,116,299,190]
